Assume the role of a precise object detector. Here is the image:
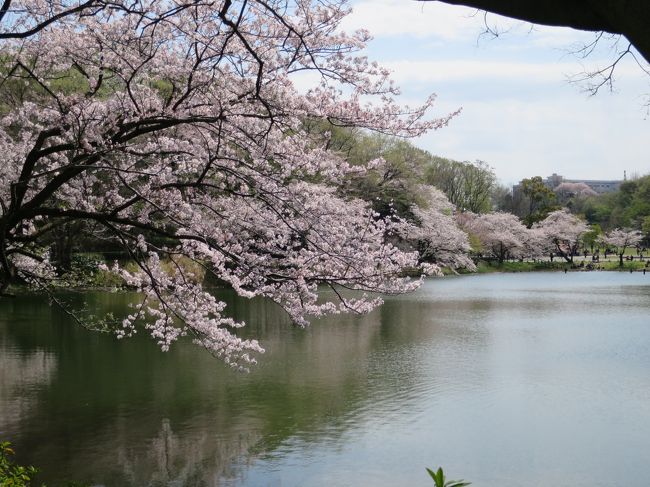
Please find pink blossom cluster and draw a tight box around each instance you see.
[459,209,596,264]
[601,228,643,253]
[397,185,476,272]
[533,209,590,261]
[459,211,533,263]
[554,182,597,198]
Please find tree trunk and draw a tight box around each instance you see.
[52,223,76,272]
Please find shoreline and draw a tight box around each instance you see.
[462,260,648,275]
[6,259,648,295]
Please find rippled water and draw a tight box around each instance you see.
[1,272,650,486]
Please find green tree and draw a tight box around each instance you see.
[582,224,603,253]
[341,132,432,219]
[0,442,38,486]
[642,216,650,246]
[518,176,559,227]
[424,157,496,213]
[581,174,650,233]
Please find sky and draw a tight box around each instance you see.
[336,0,650,186]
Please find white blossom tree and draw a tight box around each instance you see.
[534,209,590,263]
[0,0,457,369]
[397,185,475,272]
[554,182,597,199]
[601,228,643,266]
[460,211,531,264]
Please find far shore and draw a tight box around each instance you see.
[456,259,649,275]
[7,254,648,297]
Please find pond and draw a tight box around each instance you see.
[1,272,650,487]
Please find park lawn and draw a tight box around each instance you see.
[469,260,648,274]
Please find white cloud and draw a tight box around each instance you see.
[332,0,650,184]
[382,58,648,91]
[527,25,598,50]
[290,59,646,97]
[417,95,650,184]
[343,0,609,54]
[340,0,483,40]
[384,59,574,84]
[288,70,322,94]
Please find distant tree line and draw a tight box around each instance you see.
[305,123,498,217]
[495,174,650,246]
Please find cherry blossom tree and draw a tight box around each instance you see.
[601,228,643,266]
[554,182,597,199]
[397,185,475,272]
[534,209,590,263]
[459,211,531,264]
[0,0,456,369]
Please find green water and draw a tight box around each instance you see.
[1,272,650,486]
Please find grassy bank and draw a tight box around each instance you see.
[474,261,568,273]
[37,253,208,291]
[91,256,648,285]
[469,260,648,274]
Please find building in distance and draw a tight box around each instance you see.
[513,173,623,197]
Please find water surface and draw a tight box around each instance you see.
[1,272,649,486]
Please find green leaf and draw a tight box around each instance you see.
[426,466,471,487]
[426,466,446,487]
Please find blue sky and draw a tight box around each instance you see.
[339,0,650,185]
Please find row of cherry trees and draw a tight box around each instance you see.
[458,209,642,265]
